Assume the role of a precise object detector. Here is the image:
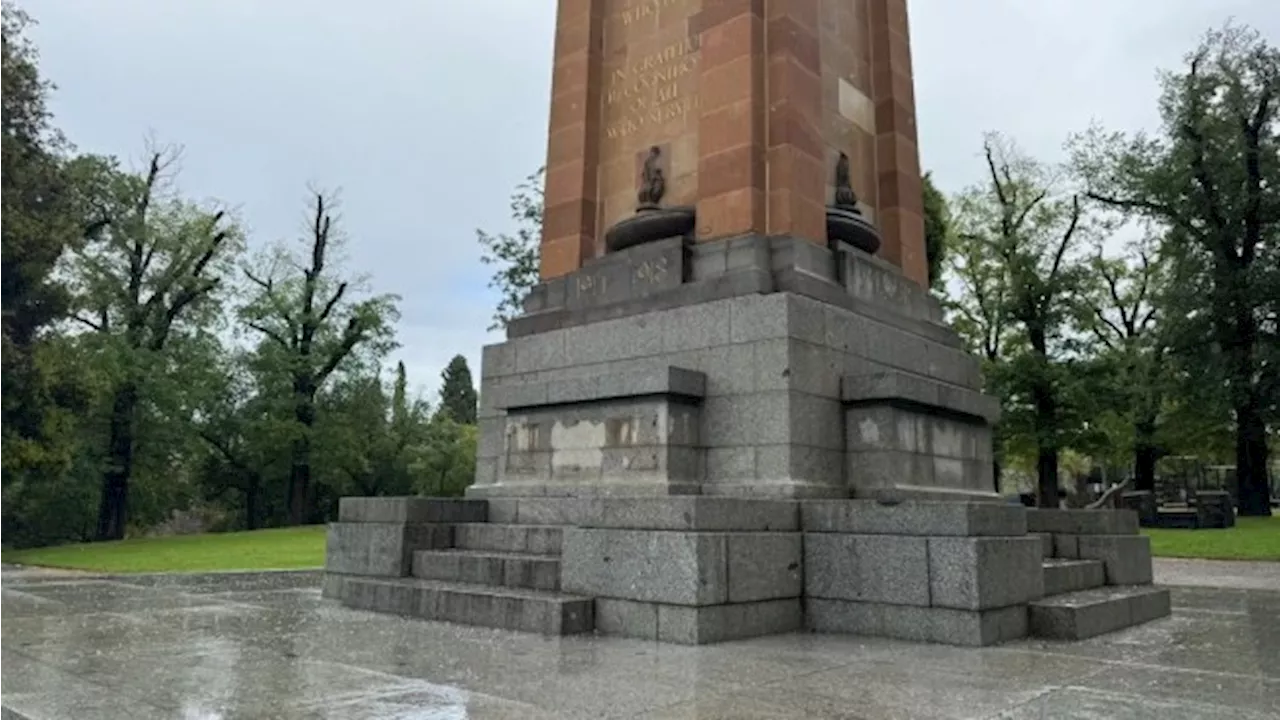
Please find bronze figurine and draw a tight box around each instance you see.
[834,151,860,209]
[637,146,666,209]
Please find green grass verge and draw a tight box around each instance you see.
[2,525,327,574]
[1144,516,1280,561]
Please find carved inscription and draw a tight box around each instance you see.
[576,272,609,299]
[618,0,683,26]
[603,3,700,141]
[634,256,670,286]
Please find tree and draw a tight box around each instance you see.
[1074,24,1278,515]
[1076,239,1171,492]
[477,167,543,330]
[437,354,477,424]
[63,148,241,540]
[922,172,951,290]
[1,6,84,496]
[411,416,477,498]
[949,134,1090,507]
[239,190,399,525]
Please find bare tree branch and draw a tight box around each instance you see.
[245,320,291,349]
[316,282,348,326]
[244,266,299,344]
[316,318,365,384]
[71,313,104,332]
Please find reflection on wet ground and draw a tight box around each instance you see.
[2,565,1277,719]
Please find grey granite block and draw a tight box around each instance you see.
[486,499,519,524]
[1128,584,1172,623]
[480,343,517,378]
[1054,534,1079,559]
[411,550,561,591]
[594,598,659,638]
[805,534,929,606]
[841,370,1001,424]
[756,444,844,488]
[492,366,706,410]
[560,528,728,606]
[1029,586,1169,640]
[1032,532,1053,558]
[657,599,802,644]
[560,314,664,366]
[658,299,733,353]
[805,599,1027,646]
[705,447,757,484]
[337,497,488,524]
[325,522,453,577]
[587,497,800,531]
[514,498,604,526]
[1077,535,1154,585]
[928,537,1044,610]
[702,392,791,446]
[1042,559,1106,596]
[727,533,803,602]
[329,575,594,635]
[801,500,1025,536]
[453,524,564,556]
[1025,509,1140,536]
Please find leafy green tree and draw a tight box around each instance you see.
[1076,239,1172,492]
[949,134,1092,507]
[1,6,86,504]
[193,347,280,530]
[1074,24,1278,515]
[63,148,242,540]
[239,190,400,525]
[922,172,951,290]
[318,363,426,499]
[412,416,477,498]
[436,354,477,424]
[477,167,543,330]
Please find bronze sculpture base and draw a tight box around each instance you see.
[826,206,882,255]
[604,206,696,253]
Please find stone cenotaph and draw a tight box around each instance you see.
[323,0,1169,646]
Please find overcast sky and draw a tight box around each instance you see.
[23,0,1278,402]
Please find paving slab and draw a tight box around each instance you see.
[2,567,1277,719]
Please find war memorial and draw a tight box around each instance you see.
[322,0,1168,646]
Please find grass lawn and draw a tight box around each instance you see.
[2,525,327,574]
[1144,515,1280,561]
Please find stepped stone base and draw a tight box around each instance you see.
[1029,586,1172,640]
[323,497,1169,646]
[323,574,594,635]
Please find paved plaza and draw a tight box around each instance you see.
[2,562,1277,719]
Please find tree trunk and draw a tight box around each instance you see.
[287,379,317,526]
[287,435,312,525]
[1029,328,1059,509]
[1036,447,1060,509]
[96,382,139,541]
[1134,443,1159,494]
[1236,399,1272,517]
[245,477,261,530]
[1133,415,1160,494]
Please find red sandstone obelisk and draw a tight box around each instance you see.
[539,0,927,286]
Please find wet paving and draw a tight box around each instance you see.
[2,566,1278,719]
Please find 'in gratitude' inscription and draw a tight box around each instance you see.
[603,2,700,140]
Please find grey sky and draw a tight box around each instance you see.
[23,0,1278,402]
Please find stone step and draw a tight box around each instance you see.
[1029,585,1171,641]
[413,549,561,591]
[324,574,594,635]
[1042,559,1105,596]
[454,523,564,556]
